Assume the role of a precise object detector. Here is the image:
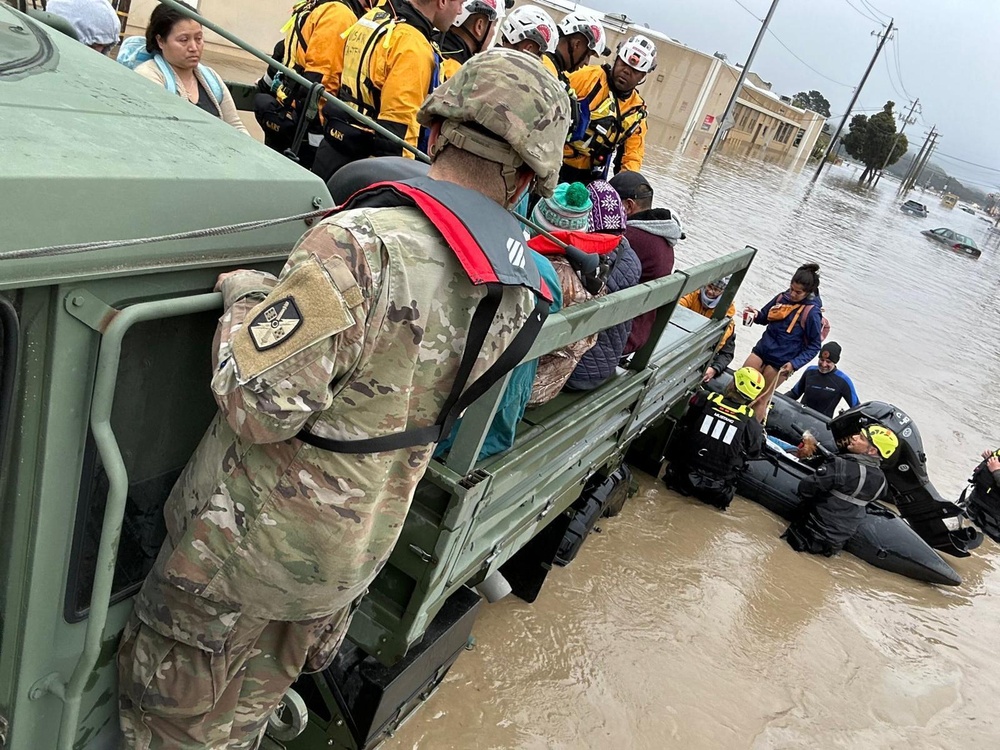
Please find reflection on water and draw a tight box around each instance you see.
[386,152,1000,748]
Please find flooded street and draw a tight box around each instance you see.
[386,152,1000,748]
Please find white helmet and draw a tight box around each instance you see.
[500,6,558,54]
[557,10,607,53]
[454,0,502,28]
[618,34,657,73]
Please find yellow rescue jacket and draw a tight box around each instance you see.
[280,0,368,97]
[541,52,570,88]
[339,2,440,153]
[565,64,647,174]
[440,56,461,83]
[438,29,472,84]
[679,289,736,351]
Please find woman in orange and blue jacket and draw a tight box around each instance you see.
[742,263,824,421]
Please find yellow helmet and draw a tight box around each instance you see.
[733,366,765,401]
[862,425,898,460]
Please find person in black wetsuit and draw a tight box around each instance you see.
[961,448,1000,542]
[783,424,898,556]
[786,341,859,417]
[664,366,766,510]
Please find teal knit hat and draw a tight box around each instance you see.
[530,182,592,233]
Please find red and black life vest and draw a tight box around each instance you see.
[297,176,551,453]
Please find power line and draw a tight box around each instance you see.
[891,33,913,100]
[728,0,853,87]
[842,0,881,24]
[882,50,907,101]
[933,152,1000,174]
[858,0,892,22]
[766,31,854,87]
[731,0,762,21]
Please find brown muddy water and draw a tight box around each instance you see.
[382,152,1000,749]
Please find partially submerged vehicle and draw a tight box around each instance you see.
[921,227,981,257]
[900,199,929,218]
[0,4,752,749]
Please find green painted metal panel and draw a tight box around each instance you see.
[0,6,331,284]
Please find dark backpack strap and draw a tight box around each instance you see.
[296,286,548,453]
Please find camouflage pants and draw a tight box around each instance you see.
[117,599,354,749]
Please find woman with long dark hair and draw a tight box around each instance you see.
[741,263,823,422]
[132,3,248,132]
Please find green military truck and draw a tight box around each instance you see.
[0,4,753,748]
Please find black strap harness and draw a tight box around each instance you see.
[297,177,552,454]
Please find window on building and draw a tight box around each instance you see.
[793,128,806,147]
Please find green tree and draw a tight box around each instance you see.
[840,101,908,185]
[792,90,831,117]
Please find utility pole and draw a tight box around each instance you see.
[899,126,934,195]
[812,19,894,183]
[702,0,781,167]
[909,132,939,192]
[873,97,918,187]
[906,131,938,193]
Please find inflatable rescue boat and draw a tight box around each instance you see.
[700,373,985,586]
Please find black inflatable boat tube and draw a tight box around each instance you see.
[738,446,961,586]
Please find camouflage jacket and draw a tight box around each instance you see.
[135,205,534,629]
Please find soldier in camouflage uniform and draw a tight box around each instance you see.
[117,48,570,749]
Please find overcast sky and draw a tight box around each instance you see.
[581,0,999,191]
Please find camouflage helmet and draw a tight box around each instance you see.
[417,48,571,197]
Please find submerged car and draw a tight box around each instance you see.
[901,200,929,217]
[921,227,981,257]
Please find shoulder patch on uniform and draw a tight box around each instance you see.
[249,297,304,351]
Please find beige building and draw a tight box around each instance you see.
[529,0,824,168]
[124,0,824,168]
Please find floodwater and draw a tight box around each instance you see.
[384,153,1000,749]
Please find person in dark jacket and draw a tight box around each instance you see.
[959,448,1000,542]
[786,341,859,417]
[783,425,898,555]
[609,170,686,355]
[565,180,641,390]
[741,263,824,422]
[664,366,765,510]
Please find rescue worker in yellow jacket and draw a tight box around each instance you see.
[438,0,502,81]
[255,0,379,168]
[562,33,657,184]
[311,0,463,182]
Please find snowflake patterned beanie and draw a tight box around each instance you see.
[586,180,628,233]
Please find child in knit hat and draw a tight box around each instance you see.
[530,182,592,233]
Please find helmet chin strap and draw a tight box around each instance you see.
[432,120,525,203]
[469,20,493,53]
[567,42,586,72]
